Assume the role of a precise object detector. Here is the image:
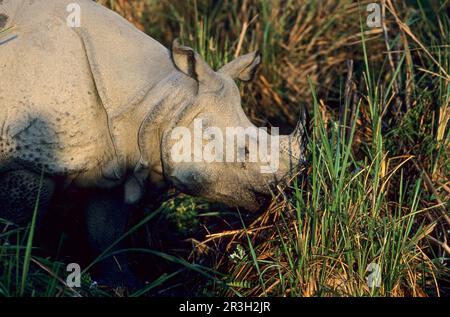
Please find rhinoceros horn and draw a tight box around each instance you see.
[280,106,308,167]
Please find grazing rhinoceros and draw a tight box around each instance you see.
[0,0,306,287]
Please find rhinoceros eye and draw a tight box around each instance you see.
[237,146,250,162]
[237,147,250,169]
[203,127,218,140]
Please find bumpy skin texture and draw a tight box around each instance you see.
[0,169,54,226]
[0,0,172,189]
[0,0,305,286]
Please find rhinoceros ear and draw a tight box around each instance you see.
[218,51,261,82]
[171,39,221,91]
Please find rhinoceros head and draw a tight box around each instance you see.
[158,40,306,212]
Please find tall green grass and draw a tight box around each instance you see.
[212,1,449,297]
[0,0,448,297]
[220,79,439,296]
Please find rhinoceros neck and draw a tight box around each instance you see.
[110,71,197,184]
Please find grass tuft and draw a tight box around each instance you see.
[0,0,448,297]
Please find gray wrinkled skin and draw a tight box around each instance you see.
[0,0,305,287]
[0,0,306,213]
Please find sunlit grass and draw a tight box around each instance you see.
[0,0,448,297]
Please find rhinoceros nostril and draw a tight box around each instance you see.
[0,14,8,29]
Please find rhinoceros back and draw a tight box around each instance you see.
[0,0,173,184]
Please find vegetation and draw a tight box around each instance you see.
[1,0,448,297]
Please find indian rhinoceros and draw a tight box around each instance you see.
[0,0,306,287]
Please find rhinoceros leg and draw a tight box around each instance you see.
[0,169,54,227]
[85,188,139,289]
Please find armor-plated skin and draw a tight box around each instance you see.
[0,0,305,286]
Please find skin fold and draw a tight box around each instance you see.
[0,0,305,287]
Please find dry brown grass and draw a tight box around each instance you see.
[99,0,388,127]
[98,0,449,297]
